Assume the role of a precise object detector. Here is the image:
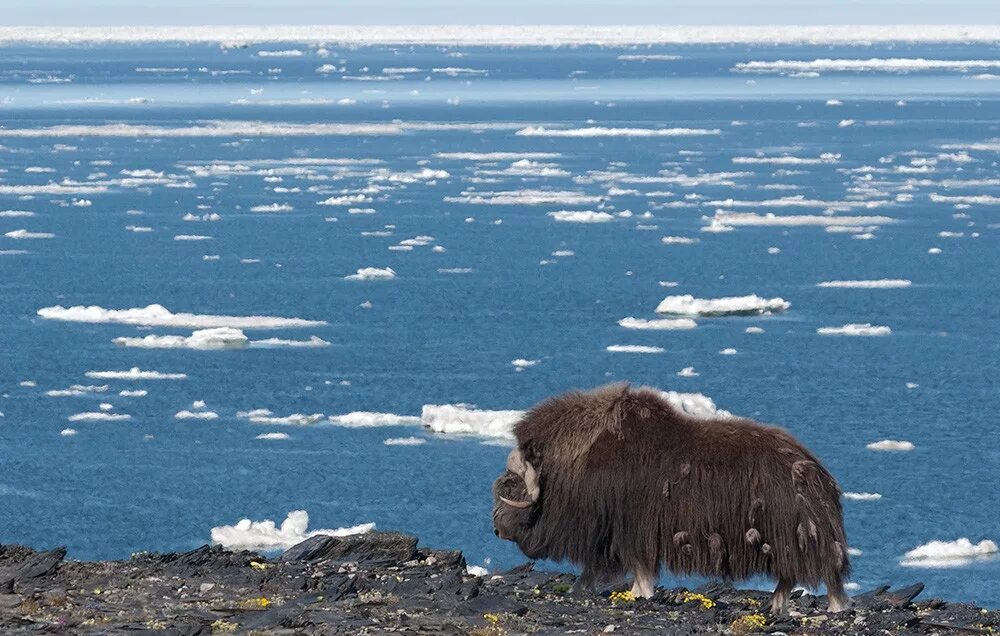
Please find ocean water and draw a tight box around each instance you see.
[1,40,999,605]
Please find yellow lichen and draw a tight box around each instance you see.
[610,590,636,604]
[249,561,269,570]
[680,591,715,609]
[731,613,768,634]
[471,612,506,636]
[239,597,271,609]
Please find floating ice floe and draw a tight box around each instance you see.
[817,323,891,336]
[120,389,147,397]
[661,236,699,244]
[446,189,602,205]
[344,267,396,281]
[511,359,539,369]
[618,317,697,330]
[734,58,1000,74]
[68,412,132,422]
[929,193,1000,205]
[250,203,293,213]
[719,348,737,355]
[210,510,375,551]
[677,366,699,377]
[843,492,882,501]
[421,404,524,439]
[85,367,187,380]
[0,210,35,217]
[659,390,732,419]
[707,211,895,227]
[516,126,720,137]
[384,437,427,446]
[114,327,249,349]
[329,412,422,427]
[256,49,303,57]
[434,152,562,161]
[238,410,325,426]
[256,432,290,440]
[745,326,765,334]
[901,538,999,568]
[38,304,326,329]
[817,279,911,289]
[114,328,328,349]
[4,229,54,239]
[548,210,614,223]
[251,336,330,348]
[60,428,77,436]
[175,402,219,420]
[732,153,840,165]
[466,565,490,577]
[46,384,109,397]
[656,294,790,316]
[866,440,914,452]
[606,344,665,353]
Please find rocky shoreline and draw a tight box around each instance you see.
[0,532,995,635]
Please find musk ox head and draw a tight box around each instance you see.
[491,448,541,546]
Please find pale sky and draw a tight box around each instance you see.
[0,0,995,26]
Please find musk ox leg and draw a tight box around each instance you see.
[826,577,851,613]
[570,567,597,595]
[629,567,656,599]
[770,577,794,617]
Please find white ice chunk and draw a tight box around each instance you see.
[548,210,614,223]
[68,412,132,422]
[344,267,396,281]
[867,440,914,452]
[329,412,422,427]
[901,538,998,568]
[817,279,911,289]
[618,317,697,330]
[843,492,882,501]
[817,323,891,336]
[85,367,186,380]
[421,404,524,439]
[517,126,719,137]
[383,437,427,446]
[38,303,326,329]
[256,432,290,440]
[210,510,374,551]
[656,294,789,316]
[606,344,665,353]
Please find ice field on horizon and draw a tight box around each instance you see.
[0,34,998,605]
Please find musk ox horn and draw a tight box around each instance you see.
[501,448,540,508]
[499,496,533,509]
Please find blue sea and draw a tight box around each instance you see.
[0,39,998,605]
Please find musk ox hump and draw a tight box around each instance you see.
[512,382,679,472]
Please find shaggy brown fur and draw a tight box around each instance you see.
[492,383,850,610]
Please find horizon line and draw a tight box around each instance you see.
[1,24,998,46]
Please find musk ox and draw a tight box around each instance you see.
[491,384,850,615]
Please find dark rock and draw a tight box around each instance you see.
[884,582,924,608]
[502,561,535,575]
[0,595,22,609]
[281,531,418,564]
[0,546,65,592]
